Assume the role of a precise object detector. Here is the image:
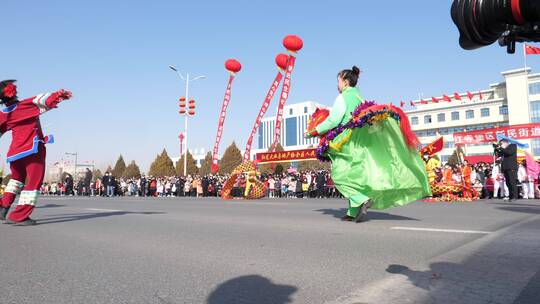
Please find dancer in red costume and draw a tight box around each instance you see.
[0,80,72,225]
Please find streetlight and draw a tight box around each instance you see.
[169,65,206,176]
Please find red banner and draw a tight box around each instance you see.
[256,148,317,164]
[270,55,296,152]
[211,75,235,173]
[243,71,284,160]
[453,123,540,145]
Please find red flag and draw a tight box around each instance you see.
[467,91,474,100]
[420,99,428,105]
[419,137,444,156]
[431,97,439,103]
[454,93,462,101]
[478,91,483,100]
[443,94,452,102]
[400,101,405,107]
[410,101,415,107]
[525,44,540,55]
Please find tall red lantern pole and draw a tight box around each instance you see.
[270,35,303,152]
[243,54,289,161]
[211,59,242,174]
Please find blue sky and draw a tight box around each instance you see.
[3,0,540,172]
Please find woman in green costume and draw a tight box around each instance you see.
[307,66,431,222]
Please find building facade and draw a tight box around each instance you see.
[251,101,323,159]
[406,68,540,163]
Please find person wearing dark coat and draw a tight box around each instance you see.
[102,172,111,197]
[497,139,518,201]
[84,168,93,196]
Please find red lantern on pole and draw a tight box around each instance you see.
[188,109,195,116]
[225,59,242,74]
[269,35,303,152]
[188,100,196,110]
[283,35,304,53]
[275,53,289,70]
[179,97,186,115]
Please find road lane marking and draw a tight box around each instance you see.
[85,208,123,212]
[390,227,491,234]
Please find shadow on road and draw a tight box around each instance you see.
[315,208,419,221]
[496,206,540,214]
[36,203,66,209]
[36,211,166,225]
[206,275,297,304]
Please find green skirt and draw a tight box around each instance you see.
[328,118,431,210]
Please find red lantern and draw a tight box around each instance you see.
[179,109,187,114]
[188,104,196,110]
[225,59,242,73]
[179,97,186,101]
[283,35,303,52]
[188,109,195,116]
[275,53,289,70]
[179,100,186,107]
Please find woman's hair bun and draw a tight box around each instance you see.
[351,66,360,76]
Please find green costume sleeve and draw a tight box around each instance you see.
[316,95,346,135]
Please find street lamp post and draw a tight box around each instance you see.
[169,65,205,176]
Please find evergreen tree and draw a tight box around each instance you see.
[198,152,213,176]
[149,149,176,177]
[92,169,103,181]
[297,159,331,172]
[175,151,198,176]
[448,145,465,167]
[112,155,127,177]
[219,142,243,174]
[123,161,141,179]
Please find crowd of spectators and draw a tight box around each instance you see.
[40,170,343,199]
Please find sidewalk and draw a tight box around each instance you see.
[327,212,540,304]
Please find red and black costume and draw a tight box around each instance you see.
[0,80,72,225]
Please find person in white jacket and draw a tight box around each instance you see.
[492,163,509,199]
[518,162,528,199]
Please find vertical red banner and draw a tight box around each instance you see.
[243,72,284,160]
[211,75,234,173]
[270,55,296,152]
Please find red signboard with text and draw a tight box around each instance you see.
[453,123,540,145]
[256,148,317,164]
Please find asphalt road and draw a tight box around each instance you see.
[0,196,539,304]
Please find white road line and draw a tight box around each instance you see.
[390,227,491,234]
[85,208,123,212]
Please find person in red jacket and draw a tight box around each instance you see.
[0,80,72,225]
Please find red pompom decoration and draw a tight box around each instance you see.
[275,53,289,70]
[3,83,17,98]
[225,59,242,73]
[283,35,303,52]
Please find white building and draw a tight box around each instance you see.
[406,67,540,163]
[250,101,323,159]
